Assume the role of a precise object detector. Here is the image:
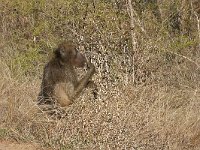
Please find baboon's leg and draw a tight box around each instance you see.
[54,83,72,107]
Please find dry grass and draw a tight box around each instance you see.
[0,0,200,149]
[1,56,200,149]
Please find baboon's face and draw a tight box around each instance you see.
[55,41,86,67]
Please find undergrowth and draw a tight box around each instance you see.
[0,0,200,149]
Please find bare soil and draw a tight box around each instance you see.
[0,140,49,150]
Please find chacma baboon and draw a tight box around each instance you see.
[38,41,95,109]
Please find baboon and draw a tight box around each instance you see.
[38,41,95,109]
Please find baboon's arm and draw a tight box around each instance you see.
[72,63,95,100]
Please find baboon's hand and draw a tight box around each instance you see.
[87,80,97,89]
[87,61,94,67]
[87,61,95,72]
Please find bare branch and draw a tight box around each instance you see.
[127,0,137,84]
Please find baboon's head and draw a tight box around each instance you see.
[54,41,86,67]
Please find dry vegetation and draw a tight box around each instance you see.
[0,0,200,149]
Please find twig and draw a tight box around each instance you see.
[168,51,200,69]
[127,0,137,84]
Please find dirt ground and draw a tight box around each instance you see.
[0,140,49,150]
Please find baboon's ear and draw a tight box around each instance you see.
[54,48,61,58]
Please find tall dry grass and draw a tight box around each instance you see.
[0,0,200,149]
[1,55,200,149]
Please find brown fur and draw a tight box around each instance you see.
[38,41,95,108]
